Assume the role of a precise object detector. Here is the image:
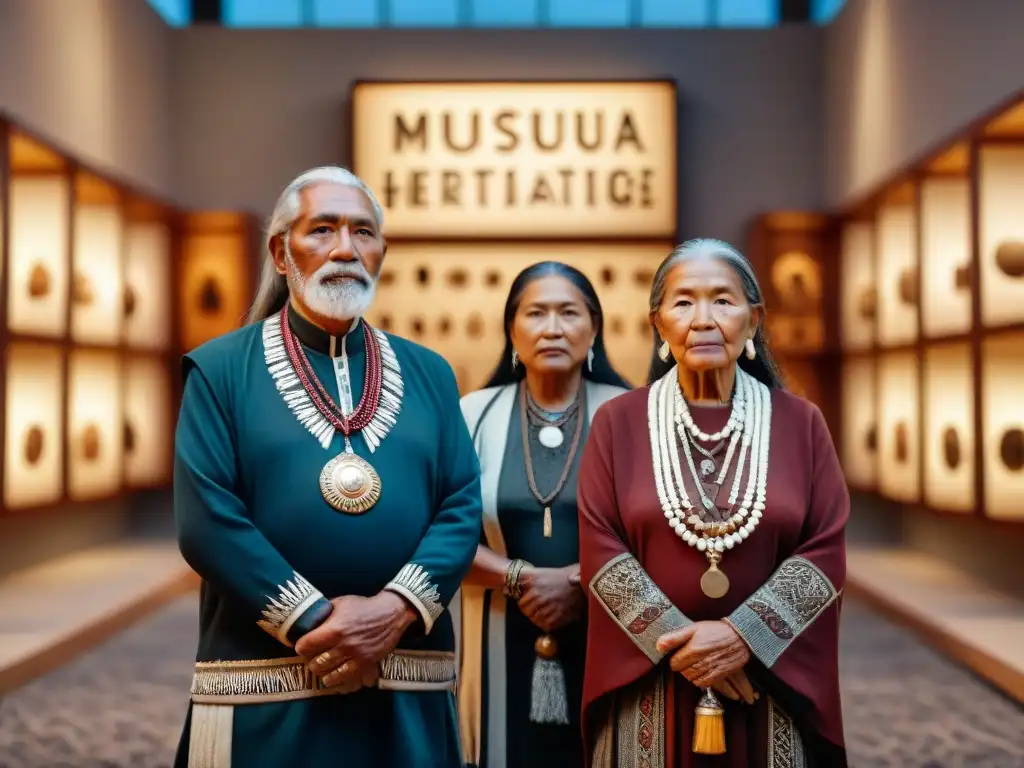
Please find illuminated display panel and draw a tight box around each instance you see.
[920,177,971,337]
[363,242,673,392]
[839,221,875,350]
[4,343,64,509]
[922,344,974,512]
[68,350,123,501]
[878,351,919,503]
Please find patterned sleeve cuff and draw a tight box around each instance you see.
[726,555,839,668]
[256,572,326,648]
[384,563,443,634]
[589,553,692,664]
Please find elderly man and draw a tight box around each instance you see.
[172,166,481,768]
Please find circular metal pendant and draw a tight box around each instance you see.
[538,425,564,449]
[320,453,381,514]
[700,562,730,599]
[700,458,716,477]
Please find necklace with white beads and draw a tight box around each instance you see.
[648,365,772,598]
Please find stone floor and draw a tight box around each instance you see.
[0,597,1022,767]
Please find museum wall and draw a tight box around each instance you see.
[170,26,825,248]
[825,0,1024,208]
[0,0,176,200]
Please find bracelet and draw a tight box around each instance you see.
[504,559,530,601]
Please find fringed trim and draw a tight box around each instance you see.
[262,317,404,453]
[255,572,324,646]
[378,650,456,685]
[263,317,334,449]
[361,328,403,453]
[385,563,443,633]
[190,651,457,705]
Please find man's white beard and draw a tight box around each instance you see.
[284,245,377,322]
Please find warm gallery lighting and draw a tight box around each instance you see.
[876,197,918,347]
[351,81,677,240]
[124,356,171,487]
[982,335,1024,520]
[68,350,123,501]
[840,221,875,350]
[180,216,250,351]
[124,222,172,350]
[978,145,1024,327]
[920,177,972,337]
[71,202,124,345]
[878,351,920,503]
[923,344,974,512]
[8,176,70,337]
[3,344,63,509]
[841,356,877,489]
[364,242,672,391]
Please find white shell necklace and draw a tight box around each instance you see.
[647,365,772,598]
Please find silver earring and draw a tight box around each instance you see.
[658,341,671,362]
[745,338,756,360]
[511,349,518,369]
[587,347,594,371]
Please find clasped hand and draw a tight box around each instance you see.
[517,565,585,633]
[295,592,415,693]
[656,620,759,705]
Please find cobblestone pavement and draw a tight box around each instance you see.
[1,596,1022,767]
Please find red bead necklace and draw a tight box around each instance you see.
[278,306,383,437]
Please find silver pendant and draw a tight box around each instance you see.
[538,425,564,449]
[700,458,716,477]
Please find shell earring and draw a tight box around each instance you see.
[511,349,519,369]
[587,346,594,371]
[658,340,671,362]
[745,338,756,360]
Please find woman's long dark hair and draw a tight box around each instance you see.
[646,239,785,389]
[483,261,632,390]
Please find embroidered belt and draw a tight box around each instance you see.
[190,650,456,705]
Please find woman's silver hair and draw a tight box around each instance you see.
[649,238,762,315]
[245,166,385,325]
[647,237,784,388]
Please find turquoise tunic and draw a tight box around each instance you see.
[172,306,482,768]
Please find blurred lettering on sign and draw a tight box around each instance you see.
[352,81,677,239]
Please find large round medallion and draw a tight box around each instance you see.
[320,453,381,514]
[700,561,730,599]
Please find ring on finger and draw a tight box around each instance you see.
[313,651,335,667]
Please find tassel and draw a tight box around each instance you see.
[692,688,726,755]
[529,634,569,725]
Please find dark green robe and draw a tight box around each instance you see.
[173,305,482,768]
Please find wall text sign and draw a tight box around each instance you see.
[352,81,677,239]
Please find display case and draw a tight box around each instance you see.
[2,343,63,509]
[840,356,876,490]
[878,351,920,503]
[876,184,918,347]
[7,131,70,338]
[747,212,830,354]
[67,350,123,501]
[180,212,257,352]
[71,171,123,346]
[978,143,1024,328]
[982,334,1024,521]
[364,241,672,391]
[839,220,875,350]
[921,145,972,338]
[124,355,172,488]
[923,343,974,512]
[123,197,173,350]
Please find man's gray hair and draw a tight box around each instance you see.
[246,166,385,325]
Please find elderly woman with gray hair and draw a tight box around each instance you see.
[576,239,849,767]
